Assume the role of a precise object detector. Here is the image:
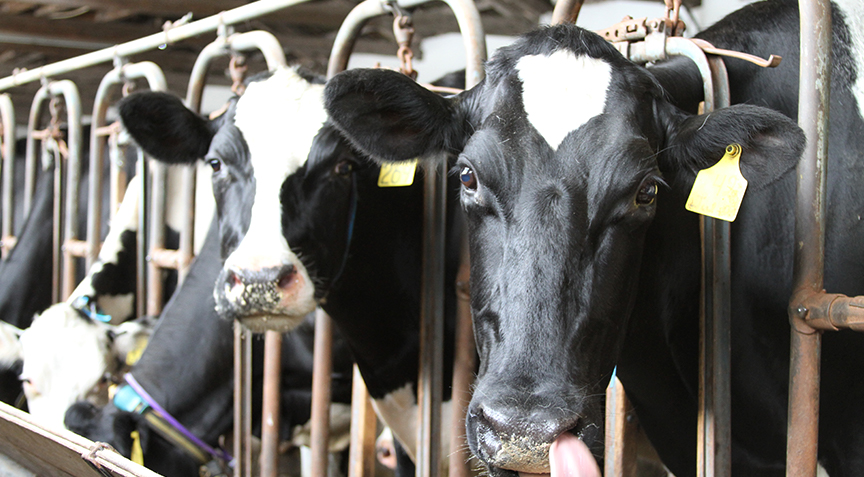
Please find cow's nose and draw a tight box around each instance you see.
[468,400,581,473]
[217,263,297,314]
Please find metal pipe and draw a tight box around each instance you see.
[0,94,14,258]
[550,0,584,26]
[348,366,378,477]
[90,61,167,269]
[234,323,255,477]
[260,330,283,477]
[311,308,334,477]
[448,232,474,477]
[24,87,50,218]
[787,0,831,474]
[0,0,315,93]
[417,155,447,477]
[327,0,486,88]
[603,376,636,477]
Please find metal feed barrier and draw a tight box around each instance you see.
[0,0,852,476]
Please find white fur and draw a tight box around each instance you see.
[0,321,22,367]
[835,0,864,121]
[224,68,326,315]
[516,51,611,150]
[371,384,452,468]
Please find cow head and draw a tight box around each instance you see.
[325,25,803,475]
[119,68,332,332]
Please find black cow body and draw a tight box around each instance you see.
[118,67,462,467]
[65,220,355,477]
[323,1,864,476]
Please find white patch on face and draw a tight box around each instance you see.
[19,304,113,428]
[0,321,22,367]
[224,68,325,313]
[68,174,140,323]
[835,0,864,121]
[371,384,452,467]
[516,51,612,150]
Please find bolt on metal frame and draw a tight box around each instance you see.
[328,2,485,477]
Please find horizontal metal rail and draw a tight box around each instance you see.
[0,0,309,92]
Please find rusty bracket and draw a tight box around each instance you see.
[229,54,248,96]
[790,289,864,333]
[385,0,418,80]
[690,38,782,68]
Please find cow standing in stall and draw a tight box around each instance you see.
[117,66,463,473]
[323,0,864,475]
[65,219,356,477]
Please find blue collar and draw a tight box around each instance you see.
[72,295,112,323]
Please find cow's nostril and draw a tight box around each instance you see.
[229,270,241,287]
[276,264,296,290]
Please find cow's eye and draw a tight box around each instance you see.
[636,179,657,205]
[460,166,477,191]
[208,158,222,172]
[334,160,353,176]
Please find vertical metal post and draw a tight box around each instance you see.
[787,0,831,475]
[261,330,283,477]
[234,322,254,477]
[448,232,475,477]
[550,0,584,26]
[604,376,637,477]
[348,366,378,477]
[311,308,334,477]
[0,94,15,258]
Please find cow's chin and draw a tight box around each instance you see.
[236,312,310,333]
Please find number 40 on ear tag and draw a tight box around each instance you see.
[685,144,748,222]
[378,159,419,187]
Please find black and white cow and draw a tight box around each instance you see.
[117,66,462,469]
[323,1,864,476]
[65,220,355,477]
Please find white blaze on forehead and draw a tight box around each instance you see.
[228,67,327,269]
[516,51,612,150]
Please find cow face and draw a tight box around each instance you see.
[325,25,803,475]
[120,68,329,332]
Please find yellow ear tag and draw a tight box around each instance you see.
[378,160,419,187]
[125,337,148,367]
[130,430,144,465]
[685,144,748,222]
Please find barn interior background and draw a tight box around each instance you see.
[0,0,749,128]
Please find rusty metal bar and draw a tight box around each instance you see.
[348,366,378,477]
[59,81,83,301]
[0,94,14,259]
[550,0,584,25]
[261,330,283,477]
[0,0,315,93]
[603,376,637,477]
[448,232,474,477]
[786,0,831,474]
[311,308,334,477]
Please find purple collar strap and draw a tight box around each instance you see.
[122,373,234,465]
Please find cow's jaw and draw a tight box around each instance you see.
[215,68,327,332]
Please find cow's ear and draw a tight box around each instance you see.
[657,102,805,190]
[324,68,476,163]
[119,92,214,165]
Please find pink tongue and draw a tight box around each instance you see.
[549,433,601,477]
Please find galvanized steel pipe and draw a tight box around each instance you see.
[0,94,14,258]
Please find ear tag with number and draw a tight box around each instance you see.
[685,144,748,222]
[378,159,419,187]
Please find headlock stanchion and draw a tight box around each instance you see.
[182,27,291,477]
[328,2,485,477]
[24,81,82,303]
[0,93,15,258]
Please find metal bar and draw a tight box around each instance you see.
[348,366,378,477]
[234,323,255,477]
[260,330,283,477]
[90,61,167,269]
[0,0,314,92]
[448,232,474,477]
[311,308,334,477]
[550,0,584,26]
[787,0,831,474]
[24,88,49,222]
[327,0,486,88]
[135,149,147,319]
[0,94,15,259]
[603,376,637,477]
[417,155,447,477]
